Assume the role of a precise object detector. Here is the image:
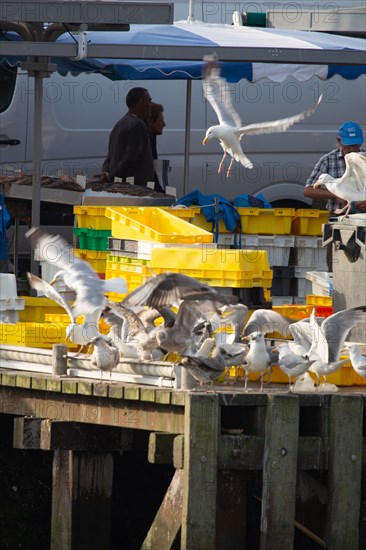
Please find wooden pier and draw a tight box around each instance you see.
[0,369,365,549]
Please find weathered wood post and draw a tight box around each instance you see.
[52,344,68,376]
[181,392,219,549]
[260,394,300,550]
[326,395,363,550]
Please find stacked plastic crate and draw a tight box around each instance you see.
[82,206,273,302]
[73,205,112,278]
[290,209,329,303]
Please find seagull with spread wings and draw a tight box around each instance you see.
[26,227,127,320]
[313,152,366,217]
[202,59,322,177]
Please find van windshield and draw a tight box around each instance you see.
[0,65,17,113]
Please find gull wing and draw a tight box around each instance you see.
[236,95,322,138]
[289,319,313,356]
[173,301,206,339]
[344,152,366,194]
[321,306,366,363]
[203,65,242,128]
[27,272,75,323]
[107,302,147,342]
[122,272,234,309]
[26,227,93,275]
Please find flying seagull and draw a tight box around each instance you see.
[313,152,366,217]
[26,227,127,319]
[27,272,100,348]
[202,58,322,177]
[121,272,236,309]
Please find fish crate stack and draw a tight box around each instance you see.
[73,206,214,299]
[289,209,329,301]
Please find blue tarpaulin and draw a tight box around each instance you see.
[0,195,11,260]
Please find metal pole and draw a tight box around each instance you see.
[183,79,192,196]
[30,71,42,274]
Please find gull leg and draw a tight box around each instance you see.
[260,372,265,392]
[244,369,249,392]
[218,152,227,174]
[226,157,235,178]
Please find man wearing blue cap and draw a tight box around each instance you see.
[304,121,365,213]
[304,121,365,270]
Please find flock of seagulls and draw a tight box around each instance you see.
[23,228,366,392]
[202,57,323,177]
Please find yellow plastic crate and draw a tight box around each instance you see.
[74,205,111,230]
[150,266,254,288]
[151,247,270,274]
[18,296,66,323]
[0,322,78,350]
[190,213,227,233]
[43,314,110,334]
[306,294,332,307]
[291,209,328,236]
[230,362,366,386]
[238,208,295,235]
[272,304,313,320]
[159,206,200,220]
[105,269,148,298]
[105,207,213,243]
[75,249,108,274]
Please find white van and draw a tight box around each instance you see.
[1,1,365,206]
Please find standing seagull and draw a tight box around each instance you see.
[243,331,271,391]
[202,59,322,177]
[88,335,120,382]
[277,342,315,391]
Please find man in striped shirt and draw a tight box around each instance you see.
[304,121,365,214]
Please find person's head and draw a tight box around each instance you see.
[337,121,364,155]
[126,87,152,119]
[147,102,166,136]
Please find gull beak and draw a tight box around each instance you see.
[202,137,208,145]
[241,336,250,343]
[49,277,56,286]
[313,180,321,189]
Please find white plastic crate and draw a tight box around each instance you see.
[0,297,25,311]
[0,310,19,323]
[271,296,294,306]
[240,235,294,266]
[0,273,17,300]
[306,271,333,297]
[294,267,313,298]
[293,236,327,269]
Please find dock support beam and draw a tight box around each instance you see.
[326,395,363,550]
[181,393,219,549]
[260,395,299,550]
[51,450,114,550]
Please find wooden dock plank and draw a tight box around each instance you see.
[141,469,183,550]
[260,395,300,550]
[181,393,219,549]
[326,395,363,550]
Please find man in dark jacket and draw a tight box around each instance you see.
[103,87,154,186]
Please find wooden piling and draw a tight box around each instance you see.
[181,393,219,549]
[326,395,363,550]
[260,395,300,550]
